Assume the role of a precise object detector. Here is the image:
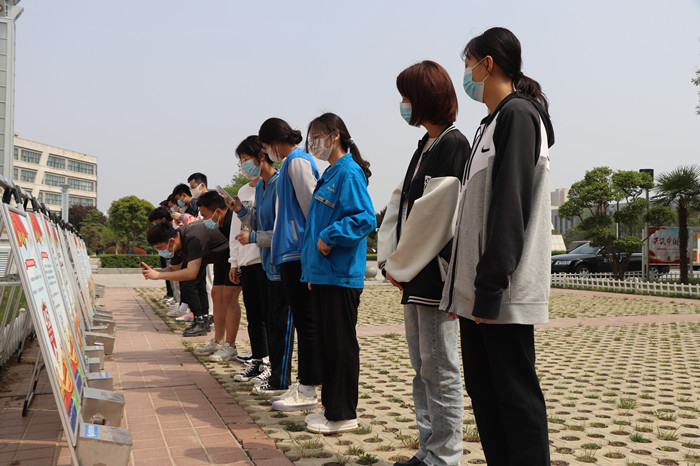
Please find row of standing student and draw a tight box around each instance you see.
[143,112,377,434]
[145,24,554,464]
[229,114,376,433]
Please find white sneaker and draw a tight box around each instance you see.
[208,342,238,362]
[271,381,299,402]
[252,381,287,396]
[306,415,357,434]
[194,339,220,356]
[305,409,325,424]
[167,308,183,317]
[271,385,318,412]
[250,363,271,386]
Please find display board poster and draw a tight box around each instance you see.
[649,227,691,265]
[29,212,87,386]
[4,207,81,442]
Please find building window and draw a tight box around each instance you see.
[45,174,66,187]
[38,192,43,202]
[13,147,18,160]
[47,155,66,169]
[20,170,37,183]
[44,192,62,205]
[67,159,94,175]
[67,178,94,192]
[13,167,17,180]
[69,196,94,207]
[20,149,41,164]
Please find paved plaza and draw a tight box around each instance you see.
[0,274,699,465]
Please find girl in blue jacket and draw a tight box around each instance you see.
[301,113,376,434]
[258,118,322,412]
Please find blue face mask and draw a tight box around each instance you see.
[400,102,413,125]
[242,159,261,179]
[170,207,178,213]
[203,211,219,230]
[157,241,174,259]
[177,199,185,207]
[463,58,488,103]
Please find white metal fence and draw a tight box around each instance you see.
[551,273,700,298]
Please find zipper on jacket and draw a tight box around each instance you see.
[290,220,298,242]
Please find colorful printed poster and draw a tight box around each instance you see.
[649,227,691,265]
[29,212,86,390]
[4,208,81,443]
[42,217,87,356]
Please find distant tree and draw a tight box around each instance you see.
[653,165,700,284]
[69,205,104,231]
[558,167,672,279]
[107,196,154,254]
[80,209,110,254]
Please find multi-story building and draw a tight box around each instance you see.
[12,135,97,209]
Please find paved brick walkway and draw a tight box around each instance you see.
[0,287,291,466]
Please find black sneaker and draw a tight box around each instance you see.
[233,359,262,382]
[182,320,208,337]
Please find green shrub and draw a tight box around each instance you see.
[100,254,160,268]
[551,250,567,255]
[367,253,377,261]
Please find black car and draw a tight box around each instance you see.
[551,242,670,277]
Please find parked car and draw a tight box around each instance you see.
[551,242,670,277]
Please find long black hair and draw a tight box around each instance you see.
[306,113,371,184]
[235,135,272,164]
[463,27,549,114]
[258,118,303,145]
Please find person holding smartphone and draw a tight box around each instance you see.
[142,221,229,337]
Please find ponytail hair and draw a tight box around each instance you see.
[258,117,303,145]
[462,27,549,115]
[306,113,372,184]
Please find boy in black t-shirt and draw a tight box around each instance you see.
[143,221,229,336]
[196,191,241,361]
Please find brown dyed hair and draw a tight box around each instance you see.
[396,60,458,126]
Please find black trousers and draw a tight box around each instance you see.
[265,278,293,389]
[240,264,268,359]
[280,260,322,386]
[312,285,361,421]
[179,265,208,318]
[160,256,173,297]
[460,317,550,466]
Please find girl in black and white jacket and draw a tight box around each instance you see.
[378,60,470,466]
[440,27,555,465]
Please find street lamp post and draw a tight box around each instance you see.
[639,169,654,281]
[0,1,22,180]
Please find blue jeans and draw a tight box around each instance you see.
[404,304,463,466]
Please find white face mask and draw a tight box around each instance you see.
[190,184,203,198]
[309,134,334,161]
[265,145,283,163]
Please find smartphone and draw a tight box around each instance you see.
[216,185,235,204]
[136,256,146,268]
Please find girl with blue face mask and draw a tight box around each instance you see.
[379,60,471,466]
[230,136,292,396]
[440,27,555,466]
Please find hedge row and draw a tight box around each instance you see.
[100,254,160,268]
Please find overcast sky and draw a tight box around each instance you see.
[13,0,700,213]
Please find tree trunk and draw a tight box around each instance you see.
[679,204,689,284]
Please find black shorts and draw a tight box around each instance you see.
[213,262,239,287]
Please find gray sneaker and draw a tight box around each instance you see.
[208,342,238,362]
[194,338,220,356]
